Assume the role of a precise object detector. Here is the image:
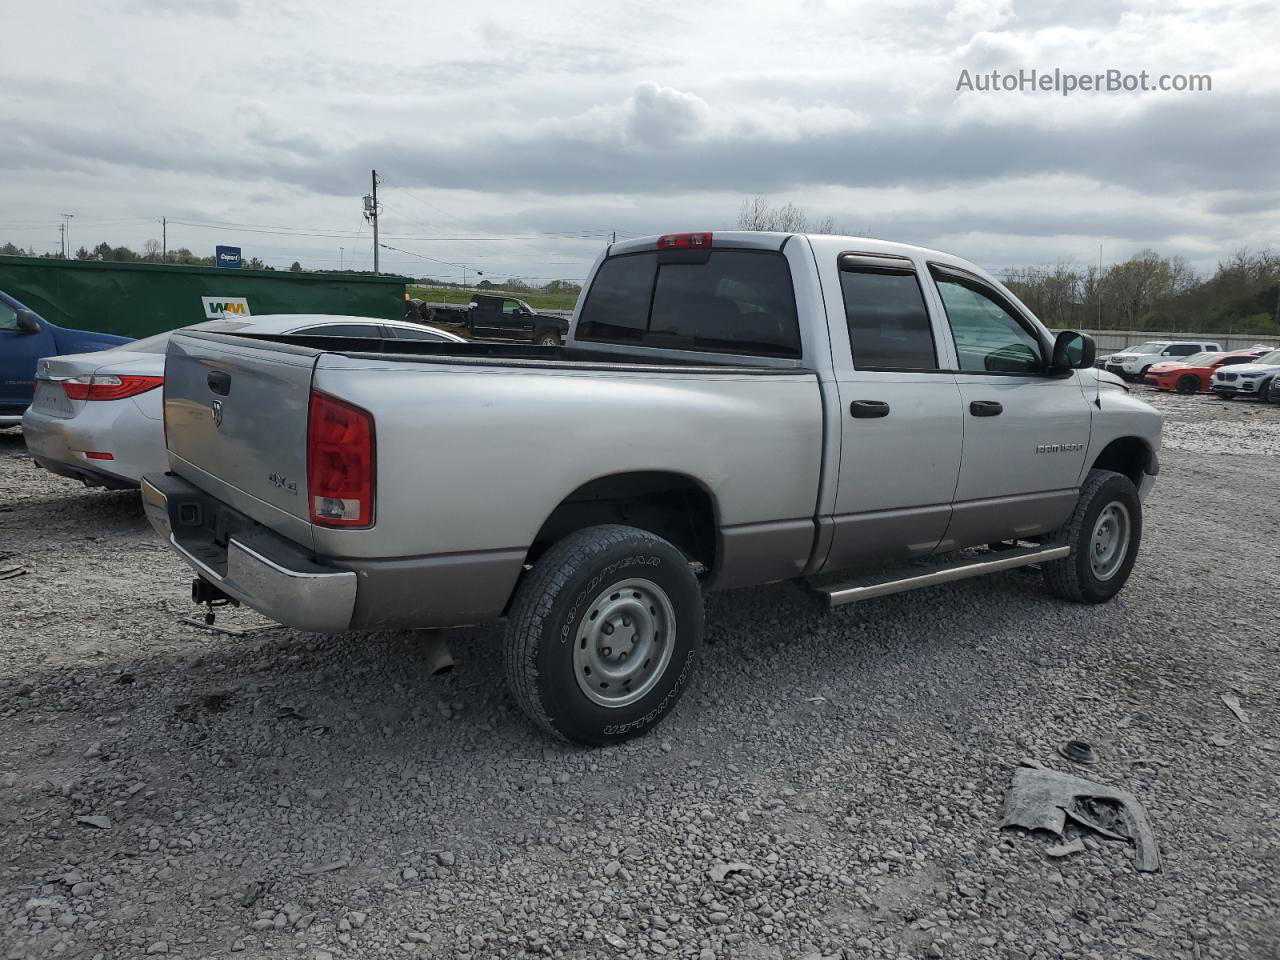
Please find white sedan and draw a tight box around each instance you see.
[22,314,464,489]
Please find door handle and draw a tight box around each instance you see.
[207,370,232,396]
[970,400,1003,417]
[849,400,890,418]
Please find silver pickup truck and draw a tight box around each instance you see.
[142,231,1161,744]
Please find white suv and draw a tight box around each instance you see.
[1103,340,1223,380]
[1210,348,1280,400]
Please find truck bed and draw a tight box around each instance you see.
[235,330,813,373]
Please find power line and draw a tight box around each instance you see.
[163,217,621,241]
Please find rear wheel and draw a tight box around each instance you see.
[504,525,704,745]
[1175,374,1199,395]
[1042,469,1142,604]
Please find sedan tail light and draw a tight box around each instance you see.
[63,375,164,401]
[307,390,375,528]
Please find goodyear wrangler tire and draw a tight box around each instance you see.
[1042,469,1142,604]
[504,525,704,745]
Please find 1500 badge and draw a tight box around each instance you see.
[268,473,298,494]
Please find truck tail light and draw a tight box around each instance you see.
[307,390,375,528]
[63,375,164,401]
[657,232,712,249]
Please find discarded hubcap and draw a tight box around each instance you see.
[1058,739,1099,765]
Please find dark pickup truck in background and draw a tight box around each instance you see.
[419,294,569,345]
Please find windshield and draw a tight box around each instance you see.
[1127,342,1167,354]
[1256,349,1280,365]
[106,320,252,354]
[1178,352,1218,365]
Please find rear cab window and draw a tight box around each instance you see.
[577,249,801,358]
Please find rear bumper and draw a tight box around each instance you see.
[142,474,358,633]
[22,402,163,487]
[141,474,526,632]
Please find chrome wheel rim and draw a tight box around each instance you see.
[573,578,675,709]
[1090,501,1131,581]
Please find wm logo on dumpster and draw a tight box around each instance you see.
[201,296,251,319]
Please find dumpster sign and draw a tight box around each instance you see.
[215,246,242,269]
[201,296,251,319]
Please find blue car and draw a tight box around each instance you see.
[0,291,131,426]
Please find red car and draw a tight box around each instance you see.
[1144,349,1269,393]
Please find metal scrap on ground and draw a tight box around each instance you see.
[1220,693,1249,724]
[1000,765,1161,872]
[708,862,753,882]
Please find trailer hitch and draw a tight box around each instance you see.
[191,577,239,625]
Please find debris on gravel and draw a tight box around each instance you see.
[1,392,1278,958]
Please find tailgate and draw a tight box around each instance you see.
[164,332,317,548]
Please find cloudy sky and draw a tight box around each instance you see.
[3,0,1278,281]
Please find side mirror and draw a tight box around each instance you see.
[15,308,41,334]
[1051,331,1096,372]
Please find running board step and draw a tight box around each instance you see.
[814,545,1070,607]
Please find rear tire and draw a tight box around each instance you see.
[1175,374,1199,395]
[1042,469,1142,604]
[504,525,704,745]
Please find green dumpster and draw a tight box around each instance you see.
[0,255,411,338]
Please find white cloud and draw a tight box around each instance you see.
[0,0,1275,278]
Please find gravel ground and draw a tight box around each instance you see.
[1,390,1277,960]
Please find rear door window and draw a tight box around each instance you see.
[838,266,938,370]
[390,326,451,341]
[578,250,800,357]
[291,323,383,338]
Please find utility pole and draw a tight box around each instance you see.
[60,213,74,257]
[161,217,167,262]
[340,246,345,271]
[362,170,381,274]
[611,230,616,244]
[58,223,65,258]
[1097,243,1103,329]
